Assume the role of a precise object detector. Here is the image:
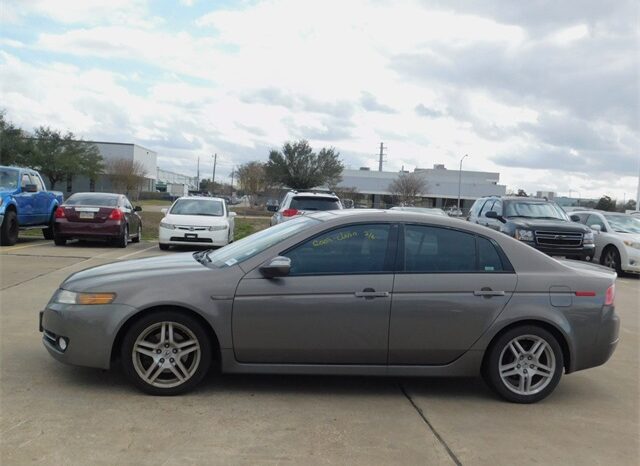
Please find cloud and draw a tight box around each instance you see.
[414,104,445,118]
[360,92,396,113]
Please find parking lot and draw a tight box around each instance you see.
[1,238,638,465]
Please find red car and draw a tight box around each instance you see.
[53,193,142,248]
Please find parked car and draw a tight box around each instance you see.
[390,206,447,216]
[570,211,640,274]
[0,166,64,246]
[40,209,618,403]
[468,196,595,261]
[159,196,236,250]
[269,191,342,225]
[53,193,142,248]
[445,206,464,217]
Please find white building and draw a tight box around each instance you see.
[337,165,505,211]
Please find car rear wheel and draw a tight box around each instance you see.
[600,246,622,274]
[483,325,563,403]
[117,224,128,248]
[132,223,141,243]
[159,243,170,250]
[0,210,19,246]
[53,234,67,246]
[121,311,212,395]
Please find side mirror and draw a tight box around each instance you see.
[259,256,291,278]
[24,184,38,193]
[161,208,168,215]
[570,214,580,222]
[590,224,602,233]
[134,206,142,212]
[485,211,507,223]
[267,204,278,212]
[228,211,237,217]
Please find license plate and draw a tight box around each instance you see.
[79,212,94,219]
[185,233,198,239]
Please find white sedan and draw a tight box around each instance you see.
[571,210,640,274]
[158,197,236,250]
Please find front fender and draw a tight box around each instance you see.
[0,196,17,215]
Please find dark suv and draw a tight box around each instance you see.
[468,196,595,260]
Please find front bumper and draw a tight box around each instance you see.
[40,302,138,369]
[159,226,229,247]
[621,247,640,273]
[523,241,596,260]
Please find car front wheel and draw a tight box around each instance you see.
[483,325,563,403]
[600,246,622,274]
[121,311,212,395]
[0,210,19,246]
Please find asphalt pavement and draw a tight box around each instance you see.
[0,238,638,465]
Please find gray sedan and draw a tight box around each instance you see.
[40,210,619,403]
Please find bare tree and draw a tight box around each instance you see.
[237,161,267,204]
[388,172,427,205]
[106,158,147,200]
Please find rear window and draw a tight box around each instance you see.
[289,196,341,211]
[65,194,119,207]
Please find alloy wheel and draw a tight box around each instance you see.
[132,321,201,388]
[603,251,617,270]
[498,334,556,396]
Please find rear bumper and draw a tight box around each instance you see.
[570,305,620,373]
[55,219,122,238]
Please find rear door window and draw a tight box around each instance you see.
[289,197,341,211]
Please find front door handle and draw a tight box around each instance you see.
[474,288,505,297]
[355,288,390,299]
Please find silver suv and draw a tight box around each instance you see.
[268,191,342,225]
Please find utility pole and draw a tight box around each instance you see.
[211,153,217,194]
[378,142,386,172]
[230,166,235,192]
[196,156,200,191]
[457,154,469,211]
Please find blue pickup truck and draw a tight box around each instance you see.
[0,166,64,246]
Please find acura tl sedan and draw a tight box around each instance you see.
[40,210,619,403]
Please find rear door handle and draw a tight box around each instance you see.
[473,289,505,297]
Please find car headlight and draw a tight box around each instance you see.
[208,224,228,231]
[515,229,534,241]
[159,221,176,230]
[623,239,640,250]
[583,231,594,244]
[53,289,116,305]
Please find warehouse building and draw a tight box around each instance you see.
[337,164,505,211]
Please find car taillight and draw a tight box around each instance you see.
[604,284,615,306]
[282,208,299,217]
[54,207,66,218]
[108,209,123,220]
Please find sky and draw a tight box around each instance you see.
[1,0,639,201]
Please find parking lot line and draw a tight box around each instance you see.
[0,241,48,253]
[117,244,159,260]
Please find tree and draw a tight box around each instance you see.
[516,189,528,197]
[620,199,636,212]
[237,161,267,202]
[0,112,34,166]
[265,140,343,189]
[388,171,427,205]
[595,195,616,212]
[29,127,103,188]
[106,158,147,199]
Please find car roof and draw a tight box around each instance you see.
[289,191,339,199]
[177,196,225,202]
[479,196,552,202]
[69,192,120,197]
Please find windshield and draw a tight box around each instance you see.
[604,214,640,234]
[504,201,568,221]
[205,216,319,267]
[65,194,119,207]
[170,199,224,216]
[289,197,341,211]
[0,168,19,191]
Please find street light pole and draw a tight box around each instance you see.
[457,154,469,211]
[211,153,217,194]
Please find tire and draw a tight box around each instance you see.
[42,211,56,240]
[0,210,19,246]
[159,243,170,250]
[483,325,564,404]
[53,235,67,246]
[132,223,141,243]
[600,246,622,275]
[117,224,128,248]
[120,311,212,395]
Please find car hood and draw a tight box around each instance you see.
[615,232,640,242]
[62,253,206,291]
[507,218,590,232]
[163,214,228,226]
